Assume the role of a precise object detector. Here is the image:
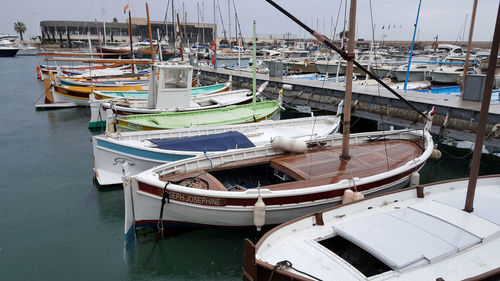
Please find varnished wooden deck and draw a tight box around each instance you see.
[161,139,424,191]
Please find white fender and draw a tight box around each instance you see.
[271,135,307,153]
[410,171,420,186]
[342,189,354,204]
[253,193,266,231]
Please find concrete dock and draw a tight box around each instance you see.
[197,67,500,148]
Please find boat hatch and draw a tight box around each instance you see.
[318,235,391,277]
[209,163,296,190]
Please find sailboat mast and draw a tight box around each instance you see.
[146,2,155,64]
[403,0,422,91]
[171,0,175,46]
[252,20,257,106]
[464,2,500,212]
[340,0,357,159]
[461,0,478,92]
[128,10,135,74]
[177,13,184,61]
[228,0,231,47]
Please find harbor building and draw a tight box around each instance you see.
[40,18,216,47]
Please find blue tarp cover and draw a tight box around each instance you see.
[149,131,255,152]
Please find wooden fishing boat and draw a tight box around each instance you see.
[93,115,340,185]
[88,66,233,128]
[243,175,500,281]
[44,80,148,107]
[243,2,500,280]
[92,82,230,100]
[115,100,281,131]
[59,76,149,87]
[122,129,433,239]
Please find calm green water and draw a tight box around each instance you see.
[0,56,498,281]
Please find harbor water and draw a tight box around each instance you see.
[0,56,498,281]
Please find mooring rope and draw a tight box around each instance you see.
[268,260,322,281]
[156,182,170,238]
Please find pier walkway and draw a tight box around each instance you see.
[197,67,500,148]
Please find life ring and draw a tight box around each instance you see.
[211,40,217,52]
[432,42,438,49]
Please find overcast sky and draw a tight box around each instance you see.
[2,0,498,42]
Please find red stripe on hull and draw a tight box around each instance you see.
[137,163,423,207]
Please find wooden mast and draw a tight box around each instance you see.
[464,2,500,212]
[128,10,135,74]
[460,0,479,93]
[340,0,357,159]
[177,13,184,61]
[146,2,155,64]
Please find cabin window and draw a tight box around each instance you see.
[318,235,391,277]
[162,69,188,89]
[209,164,296,191]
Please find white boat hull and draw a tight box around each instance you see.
[93,116,340,185]
[124,129,433,240]
[392,70,425,82]
[430,71,461,84]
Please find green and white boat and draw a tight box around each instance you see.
[114,100,281,131]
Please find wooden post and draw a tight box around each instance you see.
[460,0,478,93]
[128,10,135,74]
[146,2,155,64]
[177,13,184,61]
[340,0,357,160]
[464,2,500,212]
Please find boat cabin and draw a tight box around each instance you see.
[147,63,193,109]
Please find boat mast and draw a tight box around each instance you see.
[252,20,257,106]
[127,10,135,74]
[177,13,184,61]
[403,0,422,91]
[460,0,478,93]
[340,0,357,159]
[146,2,155,64]
[171,0,175,48]
[464,2,500,212]
[228,0,231,47]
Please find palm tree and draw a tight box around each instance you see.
[14,21,27,41]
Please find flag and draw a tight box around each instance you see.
[123,4,129,14]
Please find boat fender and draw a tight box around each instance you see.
[36,66,41,79]
[353,191,364,201]
[254,189,266,231]
[271,136,307,153]
[410,171,420,186]
[430,148,442,160]
[105,109,116,134]
[342,189,354,204]
[282,84,293,91]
